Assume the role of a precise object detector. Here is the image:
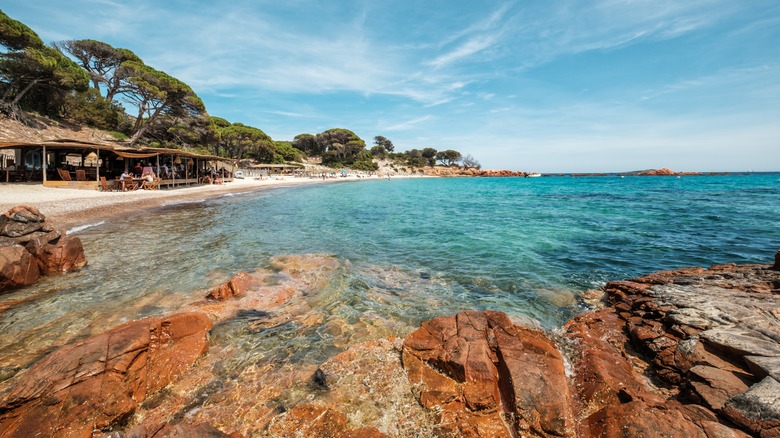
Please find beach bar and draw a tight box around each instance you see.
[0,139,236,189]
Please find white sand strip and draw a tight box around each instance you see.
[0,175,383,230]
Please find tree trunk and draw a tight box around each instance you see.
[129,104,163,145]
[10,79,40,106]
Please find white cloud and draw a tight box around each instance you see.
[381,116,434,132]
[428,34,501,68]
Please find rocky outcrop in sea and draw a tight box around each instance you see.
[0,206,86,291]
[422,166,528,177]
[0,253,777,436]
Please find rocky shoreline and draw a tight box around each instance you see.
[0,250,778,436]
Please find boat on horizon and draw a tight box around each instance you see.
[526,172,542,178]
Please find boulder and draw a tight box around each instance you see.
[0,206,87,291]
[0,244,40,289]
[0,312,212,437]
[0,206,45,238]
[26,234,87,274]
[402,310,574,437]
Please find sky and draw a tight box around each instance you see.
[3,1,780,172]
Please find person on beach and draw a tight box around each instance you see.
[142,163,154,178]
[119,170,134,191]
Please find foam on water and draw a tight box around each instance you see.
[67,221,106,235]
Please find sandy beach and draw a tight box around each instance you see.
[0,175,382,231]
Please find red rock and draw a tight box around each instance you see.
[207,272,252,300]
[688,365,750,411]
[0,312,212,436]
[564,309,663,414]
[0,244,40,290]
[27,234,88,274]
[0,206,87,290]
[0,206,45,237]
[402,311,574,437]
[639,167,677,176]
[585,400,716,438]
[721,376,780,437]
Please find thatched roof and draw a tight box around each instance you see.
[0,139,234,162]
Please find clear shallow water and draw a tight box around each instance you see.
[0,174,778,377]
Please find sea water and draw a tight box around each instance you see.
[0,174,778,378]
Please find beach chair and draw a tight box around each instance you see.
[99,176,113,191]
[57,168,72,181]
[76,170,87,181]
[121,179,137,191]
[142,176,160,190]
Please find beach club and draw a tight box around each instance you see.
[0,139,236,190]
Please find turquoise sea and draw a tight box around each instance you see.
[0,174,778,379]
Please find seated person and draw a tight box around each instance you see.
[119,171,135,190]
[141,172,155,189]
[141,163,154,178]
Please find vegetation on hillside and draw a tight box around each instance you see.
[0,9,478,169]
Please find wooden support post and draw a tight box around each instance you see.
[42,145,47,183]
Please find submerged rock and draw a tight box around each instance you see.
[206,271,252,300]
[0,205,87,292]
[267,403,388,438]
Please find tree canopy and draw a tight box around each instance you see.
[215,122,273,161]
[436,150,462,166]
[0,10,89,115]
[56,39,141,101]
[316,128,372,167]
[292,133,322,156]
[0,9,44,51]
[119,60,205,144]
[374,135,394,152]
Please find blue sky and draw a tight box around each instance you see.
[4,1,780,172]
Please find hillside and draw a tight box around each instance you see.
[0,114,120,145]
